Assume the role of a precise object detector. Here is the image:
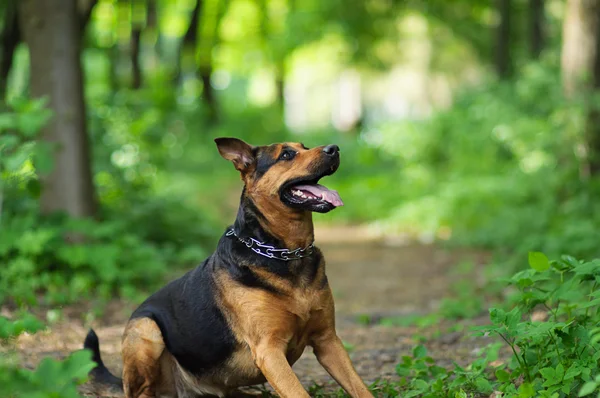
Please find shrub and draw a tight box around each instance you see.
[0,213,167,306]
[389,252,600,398]
[0,315,94,398]
[474,253,600,397]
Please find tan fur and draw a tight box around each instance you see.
[214,253,371,398]
[121,318,172,398]
[117,141,372,397]
[244,143,321,248]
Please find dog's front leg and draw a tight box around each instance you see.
[311,331,373,398]
[250,338,309,398]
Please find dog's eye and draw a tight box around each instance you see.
[279,150,296,161]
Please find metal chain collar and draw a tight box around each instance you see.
[225,228,314,261]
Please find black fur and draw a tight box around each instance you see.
[130,258,237,375]
[85,144,329,382]
[84,329,123,390]
[127,192,323,377]
[254,146,278,179]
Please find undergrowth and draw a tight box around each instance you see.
[0,315,95,398]
[308,252,600,397]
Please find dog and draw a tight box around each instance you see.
[84,138,373,398]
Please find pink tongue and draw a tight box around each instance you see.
[294,184,344,207]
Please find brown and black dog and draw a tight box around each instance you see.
[84,138,373,398]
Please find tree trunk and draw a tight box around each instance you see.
[19,0,97,218]
[495,0,513,79]
[275,60,285,109]
[146,0,161,66]
[131,28,142,89]
[561,0,600,177]
[198,65,217,122]
[562,0,600,97]
[130,0,145,89]
[174,0,201,84]
[78,0,98,30]
[1,2,20,101]
[529,0,545,59]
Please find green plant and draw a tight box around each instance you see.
[0,314,95,398]
[364,63,600,264]
[0,98,53,219]
[371,253,600,398]
[0,214,167,306]
[394,343,499,397]
[0,314,45,339]
[0,351,95,398]
[0,99,193,307]
[474,252,600,397]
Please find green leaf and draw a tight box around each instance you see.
[26,179,42,198]
[413,344,427,359]
[574,261,600,277]
[62,350,95,382]
[412,379,429,392]
[475,376,493,393]
[505,307,522,329]
[454,390,467,398]
[35,357,60,389]
[518,382,535,398]
[579,382,598,396]
[32,142,55,174]
[396,364,410,377]
[489,308,506,324]
[564,365,582,380]
[16,97,52,137]
[429,365,447,377]
[556,363,565,380]
[0,134,19,152]
[562,382,573,395]
[529,252,550,271]
[496,369,510,382]
[540,367,556,381]
[4,148,30,172]
[16,229,55,256]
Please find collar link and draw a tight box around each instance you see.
[225,228,314,261]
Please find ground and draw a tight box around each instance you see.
[3,225,498,396]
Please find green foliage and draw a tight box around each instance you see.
[364,62,599,262]
[0,314,45,339]
[0,350,94,398]
[0,315,95,398]
[0,214,167,306]
[0,98,191,307]
[393,343,500,397]
[473,253,600,397]
[0,98,53,214]
[309,253,600,397]
[3,0,599,394]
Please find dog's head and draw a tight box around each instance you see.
[215,137,343,214]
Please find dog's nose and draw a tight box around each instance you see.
[323,144,340,156]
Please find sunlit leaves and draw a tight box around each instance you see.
[0,314,45,340]
[0,349,95,398]
[528,251,550,272]
[471,253,600,397]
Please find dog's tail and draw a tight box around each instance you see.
[81,329,124,397]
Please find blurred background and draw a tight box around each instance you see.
[2,0,600,396]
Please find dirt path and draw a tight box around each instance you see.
[4,225,493,395]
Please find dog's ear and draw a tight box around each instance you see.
[214,137,255,172]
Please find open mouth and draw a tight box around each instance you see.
[289,184,343,206]
[281,176,344,213]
